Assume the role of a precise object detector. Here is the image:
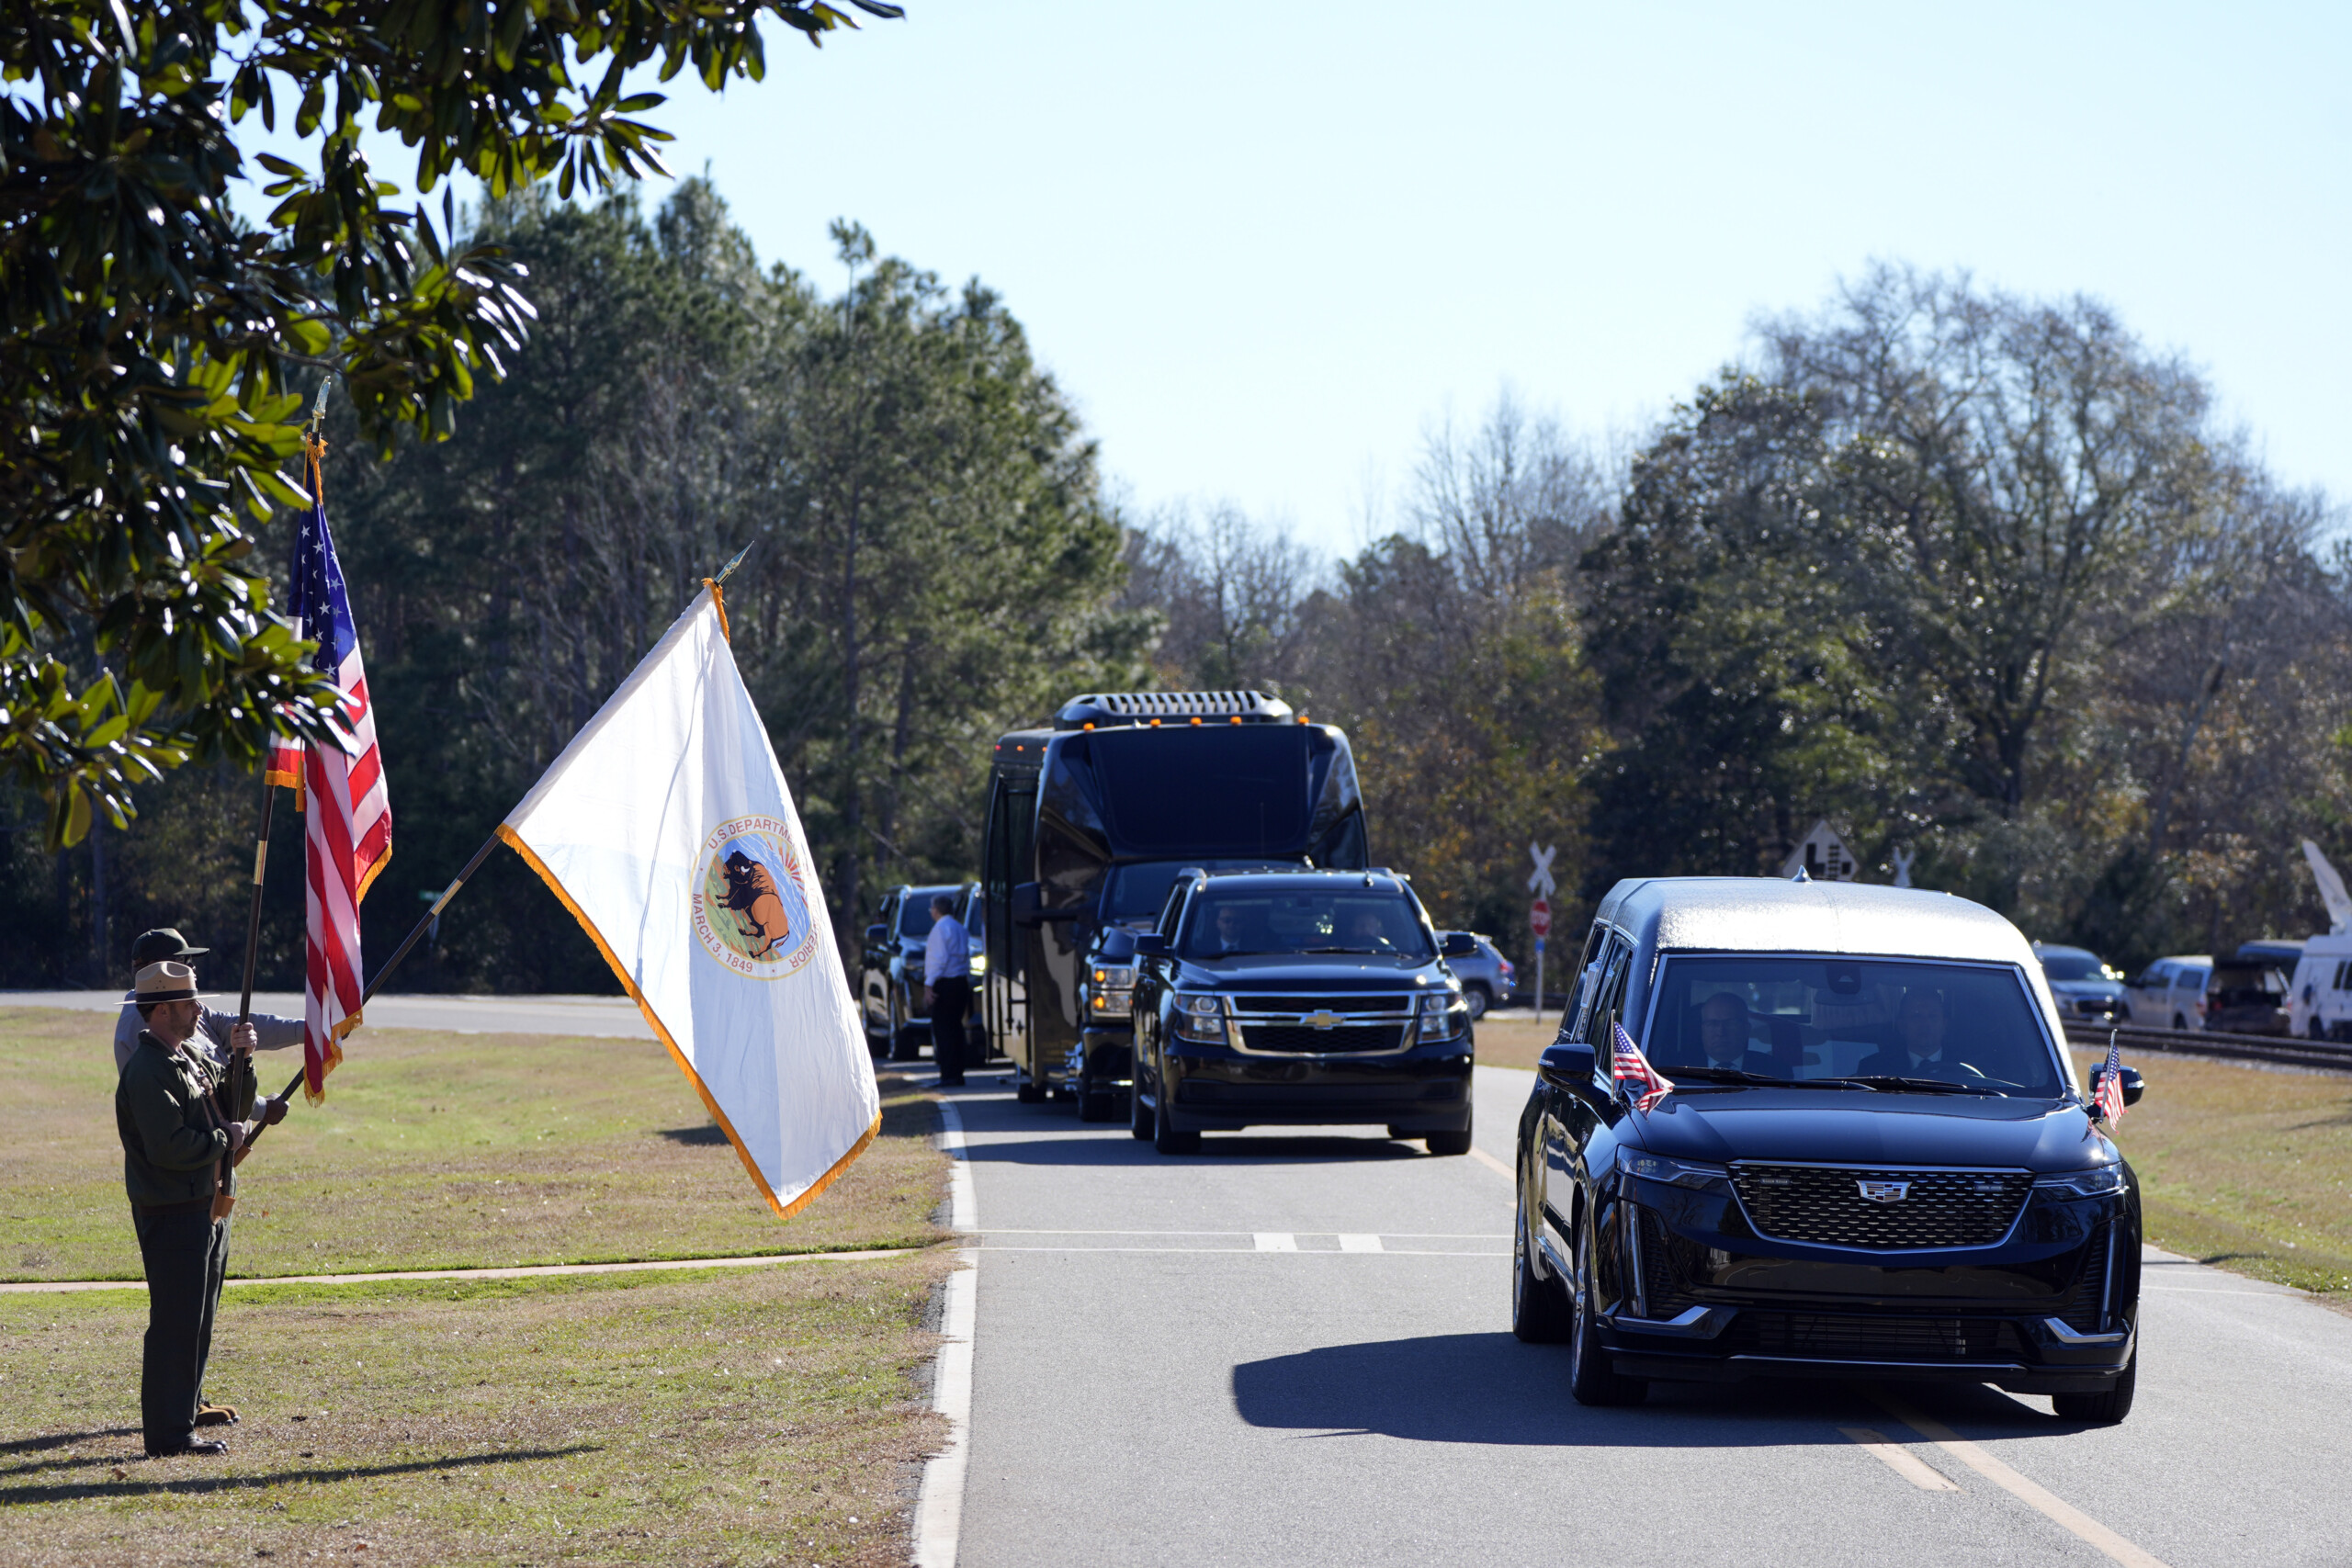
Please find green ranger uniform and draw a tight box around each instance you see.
[117,1026,254,1453]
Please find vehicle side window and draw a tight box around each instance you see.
[1563,921,1609,1038]
[1578,935,1633,1047]
[1157,883,1190,942]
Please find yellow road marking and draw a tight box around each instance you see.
[1468,1145,1512,1179]
[1868,1390,2170,1568]
[1837,1426,1961,1491]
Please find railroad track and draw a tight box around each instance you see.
[2063,1018,2352,1074]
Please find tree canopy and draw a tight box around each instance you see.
[1,0,899,848]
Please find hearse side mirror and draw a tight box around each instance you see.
[2091,1063,2145,1110]
[1538,1039,1596,1088]
[1133,933,1169,957]
[865,924,888,945]
[1441,931,1478,959]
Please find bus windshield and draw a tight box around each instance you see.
[1101,859,1305,923]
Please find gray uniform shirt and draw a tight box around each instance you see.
[113,1001,305,1075]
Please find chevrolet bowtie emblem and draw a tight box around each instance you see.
[1301,1010,1345,1030]
[1857,1179,1911,1203]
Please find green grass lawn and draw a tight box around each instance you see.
[1,1007,945,1281]
[0,1008,955,1565]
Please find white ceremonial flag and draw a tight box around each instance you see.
[498,583,880,1216]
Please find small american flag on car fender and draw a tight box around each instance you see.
[1612,1023,1676,1112]
[2093,1034,2127,1126]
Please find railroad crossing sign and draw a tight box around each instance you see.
[1527,840,1556,897]
[1780,819,1857,883]
[1530,897,1552,939]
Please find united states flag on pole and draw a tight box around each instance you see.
[264,434,391,1103]
[1611,1023,1676,1112]
[2093,1034,2127,1126]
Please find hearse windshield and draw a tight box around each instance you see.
[1179,888,1433,962]
[1646,956,2064,1095]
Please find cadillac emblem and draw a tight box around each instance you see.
[1857,1179,1911,1203]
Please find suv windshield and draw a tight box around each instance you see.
[2039,951,2106,981]
[1180,888,1434,961]
[1647,956,2064,1094]
[898,896,950,940]
[1102,859,1303,922]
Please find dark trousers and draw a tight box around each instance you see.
[930,976,971,1084]
[132,1205,224,1450]
[196,1214,231,1405]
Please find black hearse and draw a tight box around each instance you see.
[1127,866,1479,1154]
[978,691,1369,1116]
[1514,876,2146,1422]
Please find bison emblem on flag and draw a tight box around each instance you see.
[692,818,818,978]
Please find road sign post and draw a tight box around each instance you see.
[1527,840,1556,1026]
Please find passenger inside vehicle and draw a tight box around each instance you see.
[1647,957,2064,1093]
[1180,891,1435,961]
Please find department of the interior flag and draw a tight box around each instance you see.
[265,435,390,1102]
[497,583,881,1216]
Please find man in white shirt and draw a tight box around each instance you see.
[922,894,972,1088]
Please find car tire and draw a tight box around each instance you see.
[2173,1012,2188,1032]
[2052,1352,2136,1425]
[1151,1081,1201,1155]
[1425,1120,1473,1156]
[1464,984,1492,1022]
[1129,1074,1156,1142]
[1078,1080,1118,1122]
[1567,1222,1647,1407]
[1013,1062,1046,1104]
[1511,1163,1574,1344]
[888,991,923,1063]
[2312,1019,2328,1042]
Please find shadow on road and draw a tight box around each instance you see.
[959,1131,1432,1168]
[1232,1333,2054,1446]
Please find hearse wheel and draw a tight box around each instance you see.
[1567,1221,1647,1406]
[2052,1352,2136,1425]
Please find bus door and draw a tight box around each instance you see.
[982,773,1035,1061]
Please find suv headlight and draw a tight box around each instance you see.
[2034,1166,2127,1199]
[1171,991,1229,1043]
[1616,1147,1732,1191]
[1090,964,1136,1018]
[1417,991,1471,1043]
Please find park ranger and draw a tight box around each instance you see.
[111,928,302,1432]
[115,960,284,1458]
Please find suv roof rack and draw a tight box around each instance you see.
[1054,690,1295,730]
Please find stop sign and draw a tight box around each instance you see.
[1530,897,1551,939]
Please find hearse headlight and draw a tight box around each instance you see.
[1090,964,1137,1017]
[1417,991,1471,1043]
[2033,1166,2127,1200]
[1172,992,1229,1043]
[1616,1148,1732,1191]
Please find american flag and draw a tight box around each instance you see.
[1611,1023,1676,1112]
[2093,1034,2126,1126]
[264,434,391,1103]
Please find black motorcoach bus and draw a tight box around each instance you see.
[979,690,1369,1107]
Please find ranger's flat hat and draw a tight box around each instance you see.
[133,961,213,1004]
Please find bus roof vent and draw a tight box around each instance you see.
[1053,690,1295,730]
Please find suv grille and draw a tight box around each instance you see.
[1731,1164,2031,1249]
[1240,1023,1407,1055]
[1727,1312,2028,1362]
[1232,995,1413,1015]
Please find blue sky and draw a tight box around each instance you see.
[271,2,2352,558]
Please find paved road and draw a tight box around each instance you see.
[5,989,652,1039]
[947,1065,2351,1568]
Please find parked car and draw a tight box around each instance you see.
[860,883,963,1061]
[2288,932,2352,1041]
[1441,931,1516,1019]
[2205,941,2301,1036]
[1514,876,2143,1423]
[2123,955,2211,1032]
[2031,943,2127,1023]
[1127,867,1478,1155]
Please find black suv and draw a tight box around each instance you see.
[1514,876,2145,1423]
[1127,868,1479,1155]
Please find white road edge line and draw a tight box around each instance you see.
[912,1097,977,1568]
[1869,1391,2171,1568]
[1837,1426,1961,1491]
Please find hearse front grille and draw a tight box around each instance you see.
[1727,1312,2029,1362]
[1730,1163,2032,1250]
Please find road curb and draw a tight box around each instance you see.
[913,1094,977,1568]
